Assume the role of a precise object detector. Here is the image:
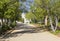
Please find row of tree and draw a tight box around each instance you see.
[26,0,60,32]
[0,0,21,32]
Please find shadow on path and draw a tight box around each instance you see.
[2,22,46,39]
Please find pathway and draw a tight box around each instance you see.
[1,22,60,41]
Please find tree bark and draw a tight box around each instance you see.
[46,8,56,32]
[49,16,55,32]
[45,15,48,26]
[1,18,4,26]
[54,16,58,31]
[49,16,58,32]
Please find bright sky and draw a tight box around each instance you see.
[19,0,34,12]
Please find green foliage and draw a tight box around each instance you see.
[19,18,24,22]
[51,30,60,35]
[26,12,36,20]
[10,21,16,28]
[58,22,60,27]
[1,24,10,32]
[0,0,21,33]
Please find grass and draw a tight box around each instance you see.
[50,22,60,36]
[30,23,45,27]
[50,30,60,35]
[58,22,60,27]
[31,22,60,36]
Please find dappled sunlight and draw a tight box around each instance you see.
[0,0,60,41]
[1,22,47,39]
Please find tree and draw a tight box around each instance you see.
[0,0,20,32]
[32,0,60,32]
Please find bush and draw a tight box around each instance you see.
[20,18,24,23]
[1,25,10,32]
[10,21,16,28]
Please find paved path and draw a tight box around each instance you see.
[2,22,60,41]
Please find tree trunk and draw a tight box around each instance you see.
[1,18,4,27]
[45,15,48,26]
[49,16,58,32]
[8,19,11,26]
[46,8,56,32]
[49,16,55,32]
[6,19,9,26]
[54,16,58,31]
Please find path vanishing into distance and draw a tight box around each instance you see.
[1,22,60,41]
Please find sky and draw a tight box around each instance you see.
[19,0,34,12]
